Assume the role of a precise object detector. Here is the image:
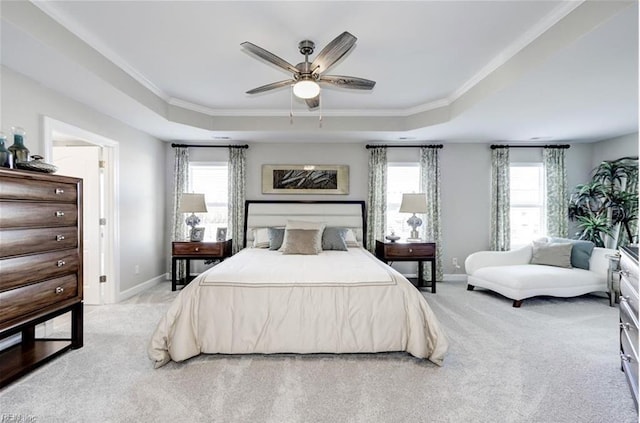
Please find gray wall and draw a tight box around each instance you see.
[168,138,638,278]
[2,67,167,296]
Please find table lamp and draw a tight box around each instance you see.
[399,193,427,241]
[178,193,208,240]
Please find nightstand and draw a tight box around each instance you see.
[171,239,232,291]
[375,240,437,293]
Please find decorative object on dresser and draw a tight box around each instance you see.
[262,164,349,195]
[216,227,227,242]
[619,245,638,410]
[399,193,427,241]
[8,126,30,165]
[375,239,437,293]
[0,132,12,168]
[171,239,232,291]
[0,168,83,388]
[178,193,208,241]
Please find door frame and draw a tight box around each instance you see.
[43,116,120,304]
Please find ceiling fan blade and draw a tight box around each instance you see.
[246,79,294,95]
[319,75,376,90]
[305,96,320,110]
[241,41,299,74]
[310,32,357,74]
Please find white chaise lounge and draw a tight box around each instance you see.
[465,241,616,307]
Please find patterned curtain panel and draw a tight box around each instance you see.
[366,147,387,252]
[490,147,510,251]
[228,147,246,255]
[420,147,443,282]
[171,147,189,279]
[544,147,568,237]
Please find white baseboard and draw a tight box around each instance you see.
[401,273,468,282]
[117,273,168,303]
[443,274,468,282]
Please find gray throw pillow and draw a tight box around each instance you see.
[549,237,595,270]
[530,241,573,268]
[268,227,285,250]
[322,227,348,251]
[280,229,322,255]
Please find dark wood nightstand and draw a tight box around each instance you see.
[375,240,437,293]
[171,239,232,291]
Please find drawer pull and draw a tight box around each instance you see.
[620,270,630,277]
[408,248,413,253]
[55,211,65,217]
[620,322,631,330]
[195,247,200,252]
[620,352,633,363]
[620,295,630,303]
[55,286,64,294]
[56,235,65,241]
[55,188,65,194]
[57,260,66,267]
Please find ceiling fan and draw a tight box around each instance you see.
[241,31,376,110]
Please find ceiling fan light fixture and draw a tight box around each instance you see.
[293,80,320,99]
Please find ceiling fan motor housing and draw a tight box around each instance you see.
[298,40,315,56]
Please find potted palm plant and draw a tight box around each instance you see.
[568,157,638,248]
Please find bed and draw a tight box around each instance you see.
[148,200,448,367]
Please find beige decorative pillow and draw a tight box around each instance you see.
[252,227,270,248]
[281,220,326,252]
[530,241,572,268]
[343,228,360,247]
[280,229,322,255]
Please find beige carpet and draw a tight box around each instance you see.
[0,280,637,423]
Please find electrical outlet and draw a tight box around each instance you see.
[452,257,458,266]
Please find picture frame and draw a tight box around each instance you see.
[190,227,205,242]
[262,164,349,195]
[216,227,227,242]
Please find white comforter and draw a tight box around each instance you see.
[148,248,448,367]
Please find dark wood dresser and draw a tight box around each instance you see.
[0,168,83,388]
[619,245,638,410]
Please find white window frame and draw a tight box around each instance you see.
[386,162,420,240]
[509,162,546,248]
[188,161,229,241]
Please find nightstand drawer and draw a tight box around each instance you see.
[383,243,435,258]
[173,241,227,257]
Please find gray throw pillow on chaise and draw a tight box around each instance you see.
[549,237,595,270]
[530,240,573,268]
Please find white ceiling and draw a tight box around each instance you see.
[1,1,638,144]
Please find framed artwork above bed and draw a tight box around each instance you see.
[262,164,349,194]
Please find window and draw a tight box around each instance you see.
[510,163,545,248]
[386,163,420,239]
[189,162,228,241]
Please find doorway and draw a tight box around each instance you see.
[43,117,119,304]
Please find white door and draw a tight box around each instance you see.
[53,145,103,305]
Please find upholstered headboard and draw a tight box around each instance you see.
[243,200,367,249]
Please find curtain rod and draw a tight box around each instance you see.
[365,144,443,149]
[171,143,249,149]
[490,144,570,149]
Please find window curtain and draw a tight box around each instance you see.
[366,147,387,252]
[490,147,510,251]
[170,146,189,280]
[420,147,443,282]
[228,147,246,255]
[544,147,568,238]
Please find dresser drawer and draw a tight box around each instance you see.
[621,324,639,394]
[0,177,77,202]
[0,227,78,258]
[0,202,78,228]
[0,250,80,292]
[621,252,639,292]
[173,242,226,256]
[383,243,435,258]
[621,276,639,316]
[0,274,78,327]
[621,299,639,355]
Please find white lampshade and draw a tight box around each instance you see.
[293,80,320,99]
[178,193,208,213]
[399,193,427,213]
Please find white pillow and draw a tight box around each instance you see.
[280,220,326,252]
[344,228,360,247]
[252,227,270,248]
